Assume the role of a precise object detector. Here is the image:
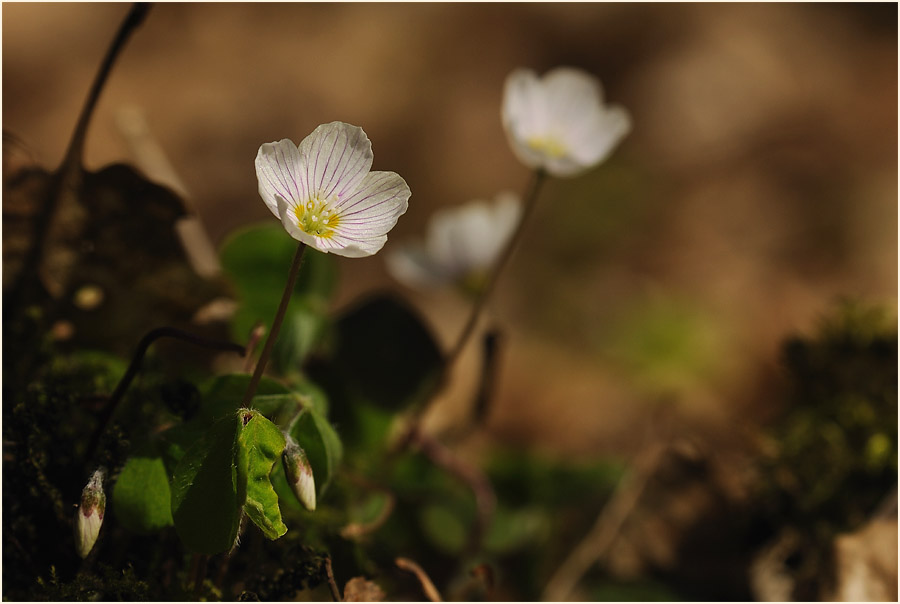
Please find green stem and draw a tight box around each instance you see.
[240,241,307,408]
[444,169,546,367]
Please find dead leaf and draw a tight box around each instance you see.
[829,514,898,601]
[342,576,385,602]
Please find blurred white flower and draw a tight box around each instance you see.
[386,192,521,293]
[74,468,106,559]
[502,67,631,177]
[256,121,411,257]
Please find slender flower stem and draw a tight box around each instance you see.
[240,241,307,408]
[444,169,546,367]
[393,170,546,444]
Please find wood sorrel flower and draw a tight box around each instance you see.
[386,192,521,293]
[502,67,631,177]
[256,121,411,257]
[75,468,106,558]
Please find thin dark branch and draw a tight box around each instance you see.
[8,4,151,320]
[85,326,245,464]
[324,556,342,602]
[64,3,151,171]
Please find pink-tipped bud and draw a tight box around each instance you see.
[283,436,316,511]
[75,468,106,558]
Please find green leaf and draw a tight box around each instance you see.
[272,303,327,374]
[330,294,443,411]
[289,380,330,416]
[237,409,288,540]
[220,222,336,342]
[251,380,329,426]
[250,393,302,427]
[197,373,290,423]
[419,502,471,555]
[112,451,173,534]
[170,414,241,554]
[483,505,550,554]
[289,408,342,497]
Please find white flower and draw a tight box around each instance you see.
[256,121,411,257]
[502,67,631,177]
[386,192,521,293]
[74,468,106,559]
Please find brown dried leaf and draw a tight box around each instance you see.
[342,576,385,602]
[3,155,229,355]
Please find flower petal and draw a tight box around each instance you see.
[501,68,547,170]
[386,242,450,288]
[568,104,632,167]
[333,171,410,232]
[542,67,606,135]
[256,139,305,218]
[297,121,373,202]
[502,66,630,177]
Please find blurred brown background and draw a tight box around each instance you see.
[3,2,897,457]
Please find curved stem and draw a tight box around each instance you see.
[444,169,545,367]
[64,4,151,171]
[85,326,246,464]
[396,557,443,602]
[240,241,307,408]
[8,4,150,323]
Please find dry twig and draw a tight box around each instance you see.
[542,443,665,601]
[396,557,442,602]
[324,555,342,602]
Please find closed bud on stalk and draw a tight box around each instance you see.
[283,435,316,511]
[75,468,106,558]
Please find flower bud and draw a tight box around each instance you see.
[283,436,316,511]
[74,468,106,558]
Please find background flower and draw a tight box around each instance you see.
[386,192,521,294]
[502,66,631,177]
[256,121,410,258]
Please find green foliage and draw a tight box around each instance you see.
[605,296,724,394]
[419,501,472,554]
[483,505,550,554]
[195,372,290,423]
[488,449,625,508]
[170,407,302,552]
[764,301,897,540]
[237,410,288,540]
[219,222,336,370]
[288,408,343,498]
[34,564,150,601]
[112,449,173,533]
[325,294,444,412]
[170,414,242,554]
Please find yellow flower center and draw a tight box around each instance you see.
[295,196,339,238]
[526,136,568,158]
